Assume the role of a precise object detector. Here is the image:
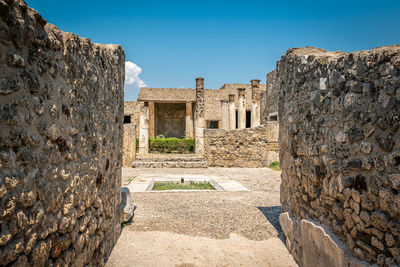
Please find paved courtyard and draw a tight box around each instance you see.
[106,168,297,267]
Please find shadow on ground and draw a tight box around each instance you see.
[257,206,282,234]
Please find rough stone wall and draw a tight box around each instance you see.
[204,122,279,167]
[124,101,142,136]
[123,124,136,167]
[279,46,400,265]
[138,87,196,102]
[263,70,278,122]
[0,1,125,266]
[259,86,267,124]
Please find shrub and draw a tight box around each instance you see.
[269,161,281,171]
[149,138,195,154]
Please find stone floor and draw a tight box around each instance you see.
[106,168,297,267]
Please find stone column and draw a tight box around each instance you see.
[251,79,261,128]
[237,88,246,129]
[221,100,229,131]
[195,77,205,154]
[185,101,194,138]
[122,123,136,167]
[138,105,149,155]
[228,94,236,130]
[148,101,155,138]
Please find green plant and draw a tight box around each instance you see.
[152,181,215,190]
[155,134,165,139]
[149,138,195,154]
[269,161,281,171]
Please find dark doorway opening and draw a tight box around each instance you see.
[246,111,251,128]
[234,110,251,128]
[123,115,131,124]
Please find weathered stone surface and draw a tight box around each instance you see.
[279,212,368,267]
[120,187,134,223]
[262,70,279,123]
[0,1,124,265]
[204,122,279,167]
[279,46,400,265]
[122,123,136,167]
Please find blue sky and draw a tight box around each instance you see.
[27,0,400,100]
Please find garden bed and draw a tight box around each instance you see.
[152,181,215,191]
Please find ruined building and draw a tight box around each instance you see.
[1,0,399,266]
[125,81,269,138]
[123,78,280,168]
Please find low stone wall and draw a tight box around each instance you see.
[278,46,400,265]
[0,1,124,266]
[204,122,279,167]
[123,123,136,167]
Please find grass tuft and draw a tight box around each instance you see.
[269,161,281,171]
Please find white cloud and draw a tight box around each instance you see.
[125,61,146,89]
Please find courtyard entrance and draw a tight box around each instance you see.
[106,167,297,266]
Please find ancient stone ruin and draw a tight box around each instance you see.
[1,0,399,266]
[125,81,267,139]
[123,76,280,168]
[278,46,400,266]
[0,0,124,265]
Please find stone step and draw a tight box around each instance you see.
[131,161,207,168]
[135,156,204,162]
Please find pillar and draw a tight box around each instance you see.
[148,101,155,138]
[185,101,194,138]
[122,123,136,167]
[195,77,205,154]
[237,88,246,129]
[221,100,229,131]
[228,94,236,130]
[138,105,149,155]
[251,79,261,128]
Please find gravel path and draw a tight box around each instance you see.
[106,167,297,266]
[122,167,283,240]
[125,191,281,240]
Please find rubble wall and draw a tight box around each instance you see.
[204,122,279,167]
[278,46,400,266]
[263,70,279,122]
[0,1,125,265]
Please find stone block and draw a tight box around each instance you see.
[120,187,134,223]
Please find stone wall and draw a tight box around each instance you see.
[204,122,279,167]
[263,70,279,122]
[278,46,400,266]
[124,101,142,136]
[0,1,125,266]
[123,124,136,167]
[155,103,186,138]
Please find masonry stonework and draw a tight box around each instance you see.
[263,70,279,122]
[204,122,279,167]
[278,46,400,266]
[0,1,125,265]
[123,123,136,167]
